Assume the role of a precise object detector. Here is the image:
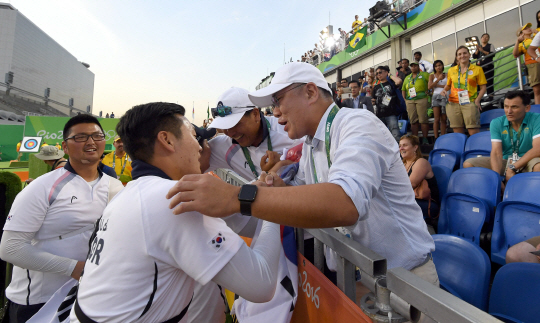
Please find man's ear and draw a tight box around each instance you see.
[156,131,176,153]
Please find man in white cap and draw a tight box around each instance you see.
[193,87,302,323]
[167,62,438,299]
[25,146,68,184]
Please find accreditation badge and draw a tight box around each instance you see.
[512,153,520,163]
[408,87,417,98]
[382,94,391,106]
[458,90,470,105]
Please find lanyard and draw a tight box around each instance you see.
[458,64,470,90]
[112,151,128,175]
[310,105,340,183]
[409,73,420,87]
[509,123,524,154]
[241,119,272,178]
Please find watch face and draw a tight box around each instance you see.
[239,185,258,201]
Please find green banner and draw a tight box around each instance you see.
[24,116,120,145]
[0,124,24,161]
[347,26,368,53]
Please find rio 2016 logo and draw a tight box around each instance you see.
[298,270,320,308]
[36,130,117,141]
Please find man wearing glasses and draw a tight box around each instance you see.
[371,65,404,141]
[196,87,302,323]
[167,63,438,308]
[0,115,123,322]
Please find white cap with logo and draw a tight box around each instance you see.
[248,62,332,108]
[208,87,256,130]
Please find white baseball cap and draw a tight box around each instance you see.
[248,62,332,108]
[208,87,256,130]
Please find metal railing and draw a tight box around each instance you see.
[213,168,500,322]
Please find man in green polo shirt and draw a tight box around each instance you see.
[402,61,431,144]
[464,91,540,182]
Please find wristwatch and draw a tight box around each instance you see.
[508,164,520,173]
[238,184,258,216]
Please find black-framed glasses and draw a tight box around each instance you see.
[271,84,304,108]
[211,106,233,118]
[64,133,105,142]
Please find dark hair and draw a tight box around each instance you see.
[116,102,186,162]
[349,80,361,87]
[505,90,531,106]
[537,10,540,29]
[341,79,348,83]
[481,33,490,39]
[401,58,409,64]
[433,60,444,71]
[376,65,390,72]
[413,51,422,56]
[455,45,469,58]
[63,114,104,140]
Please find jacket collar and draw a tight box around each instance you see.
[131,160,172,180]
[64,160,103,177]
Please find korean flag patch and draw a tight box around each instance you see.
[209,232,226,251]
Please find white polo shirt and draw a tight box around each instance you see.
[71,161,243,323]
[4,162,120,305]
[291,104,435,270]
[206,115,303,179]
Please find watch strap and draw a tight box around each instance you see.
[240,200,252,216]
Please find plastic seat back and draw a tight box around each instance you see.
[437,193,488,244]
[398,119,408,136]
[480,109,505,129]
[461,132,492,168]
[530,104,540,114]
[432,235,491,311]
[446,168,501,222]
[428,149,458,170]
[433,133,467,154]
[431,165,452,202]
[491,201,540,265]
[489,263,540,323]
[504,172,540,204]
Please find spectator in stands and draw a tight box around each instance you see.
[464,90,540,181]
[102,135,132,184]
[413,51,434,73]
[514,23,540,104]
[0,114,123,322]
[526,30,540,71]
[402,62,431,144]
[428,60,448,139]
[338,27,348,42]
[167,61,439,296]
[110,112,115,118]
[400,135,439,232]
[398,58,412,81]
[24,146,68,184]
[55,142,61,150]
[506,236,540,263]
[342,80,374,112]
[352,15,362,33]
[473,33,496,97]
[105,113,109,118]
[440,45,486,136]
[372,65,403,141]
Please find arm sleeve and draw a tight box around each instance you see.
[477,68,487,86]
[212,221,280,303]
[222,213,260,238]
[0,231,77,276]
[490,118,502,142]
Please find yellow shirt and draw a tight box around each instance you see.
[519,38,538,65]
[16,142,21,152]
[447,64,487,103]
[352,20,362,33]
[102,151,132,180]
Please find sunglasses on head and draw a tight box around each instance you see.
[211,106,232,118]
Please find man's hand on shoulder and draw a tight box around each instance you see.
[167,174,240,217]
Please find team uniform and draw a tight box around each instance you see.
[70,161,245,323]
[202,114,302,323]
[3,162,122,311]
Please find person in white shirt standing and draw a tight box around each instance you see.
[70,102,281,323]
[0,115,123,322]
[414,51,434,74]
[166,63,438,314]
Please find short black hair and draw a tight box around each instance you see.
[116,102,186,163]
[376,65,390,72]
[505,90,531,106]
[63,114,104,140]
[401,58,410,64]
[349,80,361,87]
[481,33,490,39]
[414,51,422,56]
[340,79,348,83]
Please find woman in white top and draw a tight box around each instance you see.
[428,60,448,140]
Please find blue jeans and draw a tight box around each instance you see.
[381,115,400,141]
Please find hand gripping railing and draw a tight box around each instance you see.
[213,168,501,323]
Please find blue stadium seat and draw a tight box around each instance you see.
[504,172,540,204]
[398,119,408,136]
[530,104,540,114]
[446,168,501,222]
[491,201,540,265]
[431,165,452,202]
[438,193,488,244]
[432,235,491,311]
[480,109,505,129]
[489,263,540,323]
[429,133,467,170]
[460,132,491,168]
